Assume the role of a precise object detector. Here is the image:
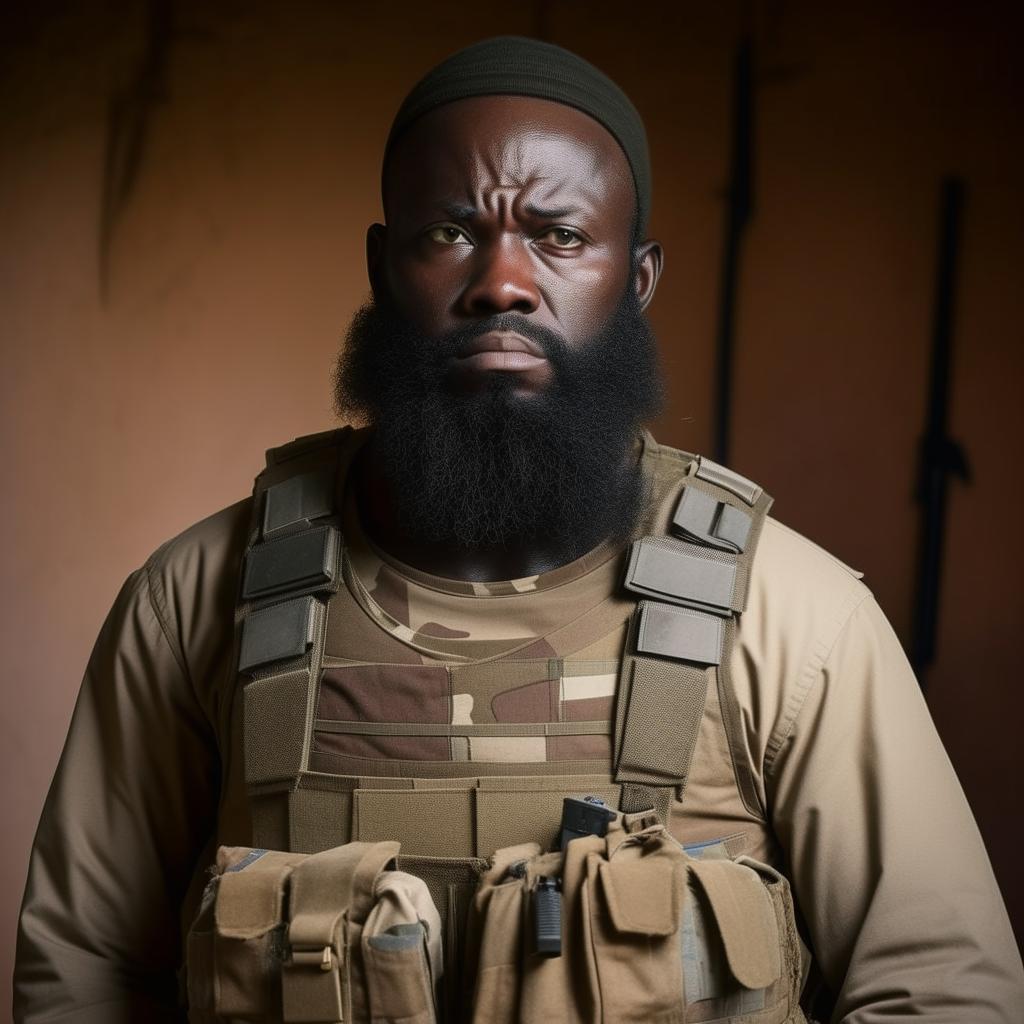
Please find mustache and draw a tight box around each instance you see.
[432,313,571,364]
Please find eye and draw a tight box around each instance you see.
[538,227,583,249]
[427,224,471,245]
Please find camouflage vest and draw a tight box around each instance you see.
[213,427,805,1023]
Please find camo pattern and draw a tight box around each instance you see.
[311,441,679,770]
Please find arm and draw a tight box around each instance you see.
[14,565,221,1023]
[768,594,1024,1022]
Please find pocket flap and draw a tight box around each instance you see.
[597,858,681,937]
[215,850,298,940]
[688,858,780,989]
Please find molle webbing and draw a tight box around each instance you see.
[238,430,347,832]
[614,455,772,817]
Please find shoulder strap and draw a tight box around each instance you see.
[234,429,352,848]
[613,454,773,820]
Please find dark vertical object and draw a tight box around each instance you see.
[713,36,755,466]
[99,0,174,302]
[911,178,971,683]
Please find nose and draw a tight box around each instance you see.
[458,237,541,316]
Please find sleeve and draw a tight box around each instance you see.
[768,594,1024,1023]
[13,566,222,1023]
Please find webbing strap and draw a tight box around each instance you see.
[313,718,611,738]
[239,432,349,852]
[282,841,399,1023]
[614,454,773,821]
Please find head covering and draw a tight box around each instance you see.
[384,36,651,232]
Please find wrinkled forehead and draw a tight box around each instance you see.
[383,95,636,229]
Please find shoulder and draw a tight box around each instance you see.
[751,516,871,633]
[143,497,254,683]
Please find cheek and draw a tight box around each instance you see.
[384,250,465,330]
[544,252,631,343]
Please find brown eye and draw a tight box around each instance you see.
[428,225,470,245]
[541,228,583,248]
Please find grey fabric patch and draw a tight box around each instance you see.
[671,488,752,554]
[242,525,339,600]
[694,457,762,506]
[239,596,319,673]
[625,537,738,616]
[367,921,425,952]
[636,602,724,665]
[262,470,335,538]
[681,886,766,1010]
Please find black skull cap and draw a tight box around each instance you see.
[384,35,652,232]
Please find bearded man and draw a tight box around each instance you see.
[14,36,1023,1024]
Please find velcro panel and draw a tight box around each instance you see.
[262,469,335,538]
[694,456,762,506]
[636,602,724,665]
[239,596,319,674]
[355,789,475,858]
[244,668,314,786]
[475,784,620,858]
[625,537,738,615]
[616,655,707,785]
[242,525,339,601]
[289,787,353,854]
[671,487,752,554]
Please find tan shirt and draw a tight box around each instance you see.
[14,434,1024,1022]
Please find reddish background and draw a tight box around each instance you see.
[3,1,1022,1011]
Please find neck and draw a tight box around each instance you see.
[353,439,639,582]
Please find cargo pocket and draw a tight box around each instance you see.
[588,851,685,1022]
[363,922,437,1024]
[209,848,301,1019]
[684,856,805,1023]
[465,843,540,1024]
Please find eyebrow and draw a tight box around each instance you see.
[522,202,579,220]
[442,202,478,220]
[439,201,582,221]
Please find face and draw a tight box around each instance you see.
[336,95,664,553]
[373,95,661,396]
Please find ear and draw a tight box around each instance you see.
[633,239,664,311]
[366,223,387,298]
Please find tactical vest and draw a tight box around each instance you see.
[190,427,807,1023]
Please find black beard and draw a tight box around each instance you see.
[333,286,664,555]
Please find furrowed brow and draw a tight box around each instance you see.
[522,202,579,220]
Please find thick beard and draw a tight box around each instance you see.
[333,286,664,555]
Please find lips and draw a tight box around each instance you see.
[452,331,549,372]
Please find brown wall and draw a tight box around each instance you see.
[3,1,1022,1011]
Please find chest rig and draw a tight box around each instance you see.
[233,427,774,1009]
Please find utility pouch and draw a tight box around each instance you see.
[465,819,807,1024]
[186,841,441,1024]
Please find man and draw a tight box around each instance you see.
[14,35,1024,1023]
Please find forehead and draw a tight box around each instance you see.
[383,95,636,225]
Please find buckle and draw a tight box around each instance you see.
[291,945,334,971]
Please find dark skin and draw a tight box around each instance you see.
[357,95,664,580]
